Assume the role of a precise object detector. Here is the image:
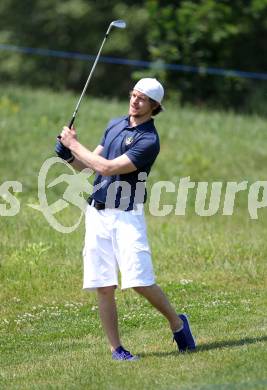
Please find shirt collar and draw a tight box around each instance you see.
[125,116,155,132]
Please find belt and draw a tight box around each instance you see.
[88,197,106,210]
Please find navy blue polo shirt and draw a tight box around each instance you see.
[92,115,160,211]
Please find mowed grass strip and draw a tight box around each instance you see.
[0,86,266,389]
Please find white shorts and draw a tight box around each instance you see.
[83,205,155,291]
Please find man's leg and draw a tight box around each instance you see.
[133,284,183,332]
[97,286,121,351]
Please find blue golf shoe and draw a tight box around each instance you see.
[112,346,139,361]
[173,314,196,352]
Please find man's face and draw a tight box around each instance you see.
[129,90,154,118]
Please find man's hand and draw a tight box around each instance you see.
[55,139,74,162]
[60,126,78,150]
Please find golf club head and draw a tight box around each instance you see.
[110,20,127,29]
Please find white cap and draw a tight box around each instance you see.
[133,78,164,104]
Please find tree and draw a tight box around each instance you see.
[0,0,149,97]
[146,0,267,110]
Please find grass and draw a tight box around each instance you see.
[0,85,267,389]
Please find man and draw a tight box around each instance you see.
[55,78,196,360]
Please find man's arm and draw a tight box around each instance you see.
[71,145,103,171]
[60,127,137,176]
[72,142,137,175]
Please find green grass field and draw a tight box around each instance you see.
[0,86,267,389]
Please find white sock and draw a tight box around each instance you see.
[173,325,183,333]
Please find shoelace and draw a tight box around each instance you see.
[112,345,139,360]
[118,349,132,358]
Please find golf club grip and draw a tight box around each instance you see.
[57,117,75,140]
[68,116,75,129]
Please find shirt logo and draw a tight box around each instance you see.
[125,136,134,145]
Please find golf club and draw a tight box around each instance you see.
[58,19,126,139]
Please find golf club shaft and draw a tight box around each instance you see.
[68,30,111,129]
[58,26,112,137]
[57,20,126,140]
